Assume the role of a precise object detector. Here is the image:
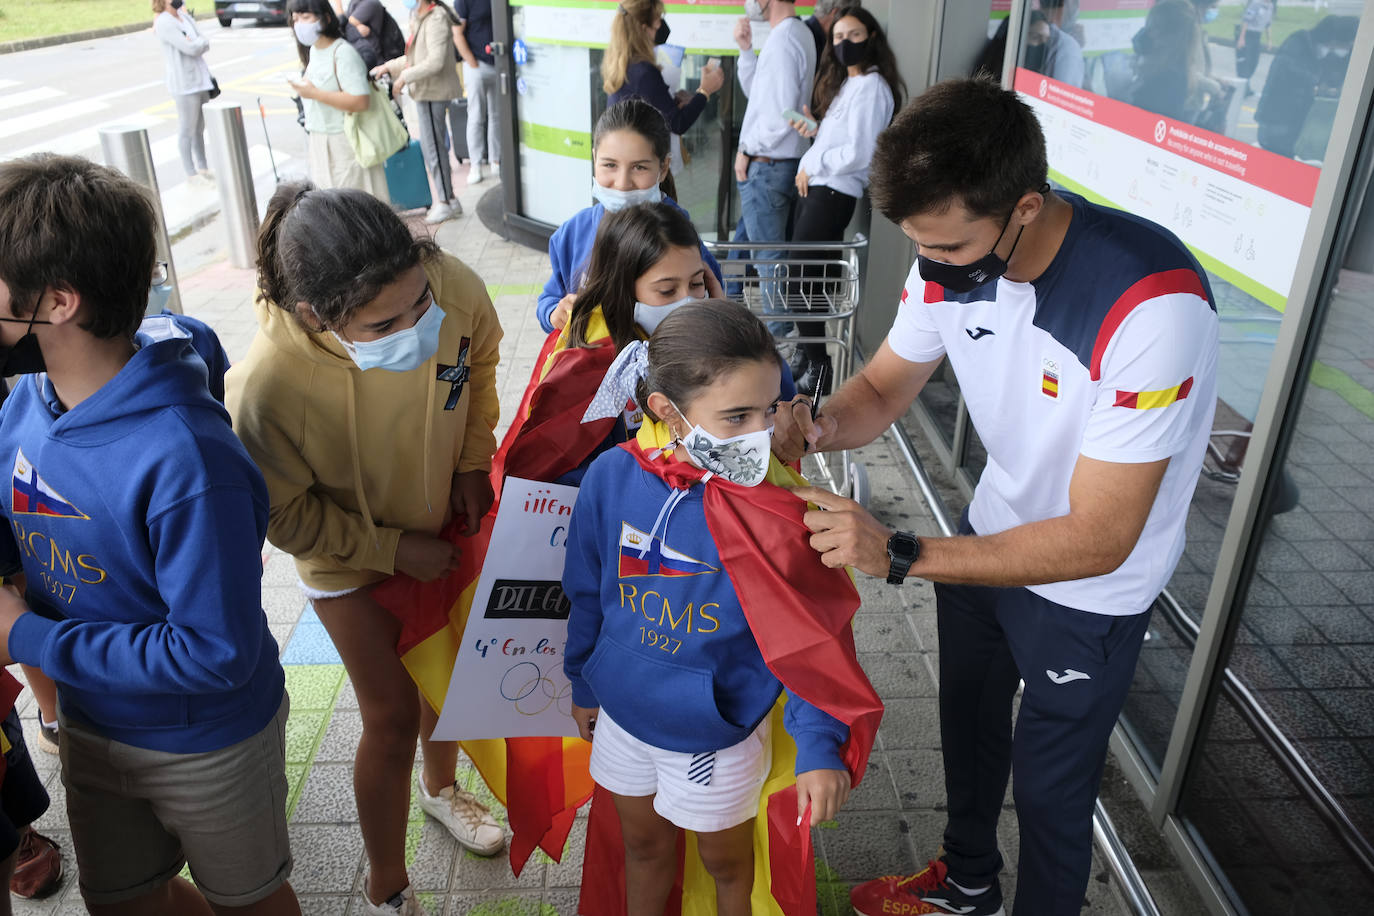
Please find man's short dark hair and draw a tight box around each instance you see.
[0,155,154,340]
[869,77,1048,223]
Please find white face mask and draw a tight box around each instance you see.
[294,20,323,46]
[633,295,695,335]
[670,400,773,488]
[744,0,769,23]
[331,298,444,372]
[591,180,662,212]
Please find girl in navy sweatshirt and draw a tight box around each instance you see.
[563,300,880,915]
[536,99,724,333]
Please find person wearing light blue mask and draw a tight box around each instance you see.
[285,0,391,202]
[536,99,726,334]
[226,182,506,916]
[515,202,798,490]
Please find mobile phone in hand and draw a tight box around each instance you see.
[783,108,818,132]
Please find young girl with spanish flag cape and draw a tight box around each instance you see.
[365,209,798,889]
[503,201,796,489]
[563,299,883,915]
[226,183,503,916]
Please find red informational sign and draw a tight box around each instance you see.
[1015,70,1320,207]
[1015,67,1320,311]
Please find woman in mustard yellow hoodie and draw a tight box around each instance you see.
[226,182,502,916]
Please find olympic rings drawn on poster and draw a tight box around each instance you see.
[499,661,573,717]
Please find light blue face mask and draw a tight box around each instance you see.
[333,297,445,372]
[591,180,662,212]
[293,19,322,46]
[1203,7,1219,22]
[633,295,696,335]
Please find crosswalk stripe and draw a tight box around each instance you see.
[89,79,166,105]
[0,87,65,113]
[0,80,19,91]
[0,99,107,141]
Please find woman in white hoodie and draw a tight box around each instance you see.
[153,0,215,186]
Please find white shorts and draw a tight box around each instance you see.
[588,708,771,833]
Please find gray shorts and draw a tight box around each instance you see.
[59,694,293,906]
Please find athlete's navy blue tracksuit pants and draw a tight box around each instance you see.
[937,517,1152,916]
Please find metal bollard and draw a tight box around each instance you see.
[98,125,183,314]
[204,102,260,270]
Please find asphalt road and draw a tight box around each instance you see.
[0,17,312,243]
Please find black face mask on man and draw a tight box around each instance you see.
[833,38,869,68]
[914,185,1049,294]
[654,18,670,46]
[0,308,51,378]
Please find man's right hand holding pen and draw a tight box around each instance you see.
[773,394,839,463]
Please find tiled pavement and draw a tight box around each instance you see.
[8,173,1149,915]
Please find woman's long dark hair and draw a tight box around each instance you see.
[594,98,678,202]
[255,180,439,331]
[287,0,344,69]
[567,202,702,353]
[812,5,906,120]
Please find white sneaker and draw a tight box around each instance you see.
[424,201,457,224]
[415,777,505,855]
[469,162,484,183]
[186,174,214,191]
[361,882,428,916]
[197,168,215,182]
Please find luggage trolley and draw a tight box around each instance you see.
[706,236,871,507]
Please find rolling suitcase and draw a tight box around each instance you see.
[384,139,432,212]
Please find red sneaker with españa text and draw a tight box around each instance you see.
[850,859,1005,916]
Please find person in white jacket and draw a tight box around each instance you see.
[153,0,215,186]
[785,4,903,390]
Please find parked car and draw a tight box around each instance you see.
[214,0,288,28]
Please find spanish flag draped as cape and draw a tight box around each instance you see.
[574,420,884,916]
[371,309,624,874]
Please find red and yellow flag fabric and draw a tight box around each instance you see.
[372,309,625,874]
[576,420,884,916]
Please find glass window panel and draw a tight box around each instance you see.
[1178,155,1374,914]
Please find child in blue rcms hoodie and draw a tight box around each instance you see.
[563,300,877,915]
[0,156,298,916]
[536,99,725,333]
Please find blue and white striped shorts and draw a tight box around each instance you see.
[587,708,772,833]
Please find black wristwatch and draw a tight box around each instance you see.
[886,531,920,584]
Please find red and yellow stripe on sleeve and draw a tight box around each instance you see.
[1114,376,1194,410]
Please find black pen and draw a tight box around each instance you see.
[804,362,827,452]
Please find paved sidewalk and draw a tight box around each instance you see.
[8,174,1144,915]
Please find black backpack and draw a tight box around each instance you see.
[378,10,406,63]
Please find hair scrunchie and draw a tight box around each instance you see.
[583,340,650,423]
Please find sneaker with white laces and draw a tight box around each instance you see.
[415,777,505,855]
[361,882,428,916]
[469,162,484,184]
[424,201,457,224]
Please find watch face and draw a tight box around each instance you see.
[889,532,919,562]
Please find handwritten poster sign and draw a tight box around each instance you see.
[432,477,581,740]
